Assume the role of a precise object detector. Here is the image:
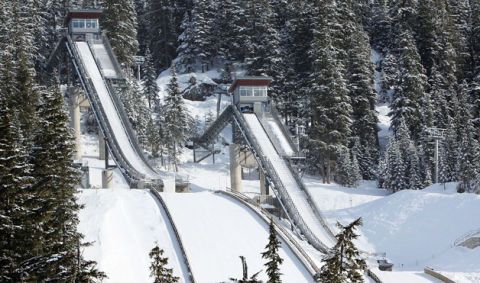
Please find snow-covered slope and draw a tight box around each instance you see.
[161,191,314,282]
[307,180,480,281]
[77,189,190,282]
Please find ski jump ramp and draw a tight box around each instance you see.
[67,36,163,188]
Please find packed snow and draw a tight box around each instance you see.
[307,180,480,282]
[266,118,295,156]
[77,189,190,282]
[161,191,314,282]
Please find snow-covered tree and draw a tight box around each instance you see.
[143,47,160,108]
[149,244,179,283]
[319,218,366,283]
[307,0,352,183]
[163,67,192,171]
[103,0,139,67]
[261,219,283,283]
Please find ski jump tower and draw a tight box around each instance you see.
[48,9,164,189]
[229,77,273,195]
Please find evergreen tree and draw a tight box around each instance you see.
[0,90,35,282]
[244,0,282,99]
[345,23,379,180]
[261,219,283,283]
[28,80,103,281]
[176,11,196,73]
[454,83,480,191]
[149,244,179,283]
[163,67,192,171]
[389,29,426,141]
[307,0,352,183]
[143,47,160,108]
[103,0,139,67]
[319,218,366,283]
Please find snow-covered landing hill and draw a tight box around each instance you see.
[306,180,480,282]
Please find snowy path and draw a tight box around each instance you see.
[76,42,157,178]
[243,114,335,248]
[77,189,190,282]
[161,192,314,282]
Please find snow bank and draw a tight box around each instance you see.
[161,192,314,282]
[77,189,189,282]
[308,180,480,279]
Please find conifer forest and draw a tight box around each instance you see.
[1,0,480,282]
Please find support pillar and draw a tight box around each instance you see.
[260,170,268,196]
[102,169,113,189]
[99,131,106,160]
[230,144,242,192]
[70,89,82,161]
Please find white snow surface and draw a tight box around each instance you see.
[307,180,480,282]
[266,118,295,156]
[161,191,314,283]
[91,44,118,78]
[77,189,189,282]
[76,42,158,179]
[243,113,336,248]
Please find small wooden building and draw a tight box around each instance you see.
[66,9,103,41]
[229,76,272,114]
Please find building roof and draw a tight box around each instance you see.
[228,76,273,93]
[65,9,103,25]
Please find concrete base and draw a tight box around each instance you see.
[102,169,114,189]
[230,144,242,192]
[99,131,106,160]
[260,170,268,196]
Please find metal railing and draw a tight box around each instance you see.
[216,189,321,278]
[285,161,337,241]
[66,35,154,187]
[149,189,196,283]
[230,106,331,253]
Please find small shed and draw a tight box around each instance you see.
[229,76,272,114]
[66,9,103,41]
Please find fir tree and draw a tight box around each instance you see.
[103,0,139,67]
[143,47,160,109]
[0,90,35,282]
[261,219,283,283]
[149,244,179,283]
[307,0,352,183]
[389,29,427,141]
[319,218,366,283]
[163,67,192,171]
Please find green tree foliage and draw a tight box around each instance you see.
[149,244,179,283]
[261,219,283,283]
[103,0,139,67]
[319,218,366,283]
[163,67,192,171]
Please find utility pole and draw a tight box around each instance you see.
[426,127,446,183]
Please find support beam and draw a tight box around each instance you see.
[102,169,113,189]
[99,130,106,160]
[230,144,242,192]
[260,170,267,196]
[70,89,82,161]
